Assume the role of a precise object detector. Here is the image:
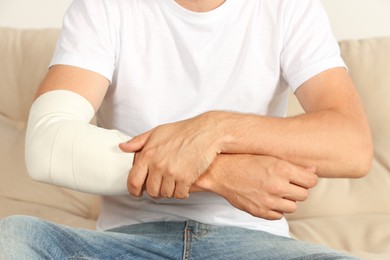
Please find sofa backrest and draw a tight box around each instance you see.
[0,28,60,123]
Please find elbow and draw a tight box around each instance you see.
[25,130,53,184]
[357,127,374,178]
[346,137,374,179]
[356,143,374,178]
[350,155,373,179]
[25,142,49,183]
[343,117,374,178]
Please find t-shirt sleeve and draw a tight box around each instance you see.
[50,0,117,82]
[280,0,346,92]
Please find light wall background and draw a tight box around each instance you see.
[0,0,389,40]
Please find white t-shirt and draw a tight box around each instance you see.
[50,0,345,237]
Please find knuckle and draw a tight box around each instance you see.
[128,179,141,192]
[261,196,275,210]
[153,160,165,172]
[274,162,290,174]
[175,175,189,184]
[269,183,284,195]
[141,149,154,161]
[128,188,141,197]
[165,166,178,179]
[152,162,176,178]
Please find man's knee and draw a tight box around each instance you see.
[0,215,50,247]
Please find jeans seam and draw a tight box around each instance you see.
[183,221,192,260]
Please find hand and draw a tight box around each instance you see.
[192,155,318,220]
[120,113,223,199]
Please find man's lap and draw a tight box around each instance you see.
[0,215,358,260]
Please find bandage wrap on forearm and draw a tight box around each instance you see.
[25,90,133,195]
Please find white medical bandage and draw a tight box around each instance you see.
[25,90,134,195]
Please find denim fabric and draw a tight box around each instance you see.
[0,215,359,260]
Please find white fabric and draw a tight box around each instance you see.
[47,0,345,236]
[25,90,133,195]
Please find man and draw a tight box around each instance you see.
[0,0,372,259]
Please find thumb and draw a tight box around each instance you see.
[119,130,152,152]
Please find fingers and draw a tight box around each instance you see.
[260,211,284,221]
[273,199,298,214]
[148,178,190,199]
[288,167,318,189]
[242,197,297,220]
[283,185,309,202]
[147,175,177,199]
[130,153,190,199]
[266,166,316,216]
[159,178,176,198]
[127,158,148,197]
[283,177,316,202]
[146,174,163,198]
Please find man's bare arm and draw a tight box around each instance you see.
[122,68,373,199]
[214,68,373,177]
[37,65,108,110]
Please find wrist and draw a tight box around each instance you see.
[190,154,225,195]
[201,111,237,154]
[190,176,212,193]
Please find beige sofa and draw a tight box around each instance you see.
[0,27,389,259]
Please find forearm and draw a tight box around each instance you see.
[210,109,372,178]
[25,90,134,195]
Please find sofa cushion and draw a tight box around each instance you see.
[288,215,390,260]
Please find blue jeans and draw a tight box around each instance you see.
[0,215,358,259]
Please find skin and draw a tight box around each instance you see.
[120,67,373,200]
[36,0,373,220]
[174,0,226,12]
